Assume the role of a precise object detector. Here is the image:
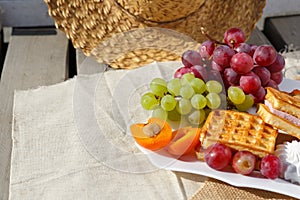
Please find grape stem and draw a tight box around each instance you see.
[229,39,235,48]
[201,27,226,45]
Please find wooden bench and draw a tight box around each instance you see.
[264,15,300,51]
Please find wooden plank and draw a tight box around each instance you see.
[257,0,300,30]
[0,22,2,76]
[247,27,271,45]
[0,30,68,200]
[3,27,12,43]
[264,15,300,51]
[0,0,54,27]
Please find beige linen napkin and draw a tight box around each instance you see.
[10,61,206,199]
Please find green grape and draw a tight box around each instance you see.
[167,78,182,96]
[152,106,168,120]
[181,73,195,85]
[191,94,207,109]
[206,93,221,109]
[235,95,254,111]
[188,109,206,125]
[141,93,159,110]
[168,108,181,121]
[150,78,167,97]
[190,78,206,94]
[206,80,223,93]
[161,94,177,111]
[176,98,192,115]
[228,86,246,105]
[180,84,194,99]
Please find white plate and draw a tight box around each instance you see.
[135,78,300,199]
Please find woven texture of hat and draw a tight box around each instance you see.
[190,178,296,200]
[45,0,265,69]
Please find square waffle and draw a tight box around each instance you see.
[200,110,278,158]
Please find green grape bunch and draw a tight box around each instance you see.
[141,72,255,128]
[141,74,227,127]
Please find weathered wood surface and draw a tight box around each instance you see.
[264,15,300,51]
[0,30,68,200]
[247,27,271,45]
[0,0,54,27]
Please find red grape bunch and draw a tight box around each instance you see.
[175,27,285,104]
[204,143,281,179]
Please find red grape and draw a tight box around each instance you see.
[211,60,225,72]
[249,44,258,57]
[199,40,215,59]
[230,52,254,74]
[251,86,266,103]
[174,67,192,78]
[270,71,283,84]
[266,79,279,90]
[182,50,203,67]
[234,43,251,54]
[208,69,223,84]
[224,27,245,47]
[253,45,277,66]
[204,143,232,170]
[223,68,240,86]
[240,72,261,94]
[267,53,285,73]
[260,154,281,179]
[190,65,208,81]
[176,28,285,108]
[232,151,256,175]
[213,45,235,67]
[252,66,271,86]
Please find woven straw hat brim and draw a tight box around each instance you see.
[45,0,266,69]
[114,0,206,23]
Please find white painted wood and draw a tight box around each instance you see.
[263,0,300,18]
[0,30,68,200]
[0,0,54,27]
[3,27,12,43]
[0,22,2,66]
[257,0,300,30]
[247,27,271,45]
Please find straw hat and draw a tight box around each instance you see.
[45,0,266,69]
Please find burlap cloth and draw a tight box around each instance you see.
[10,59,300,199]
[190,178,296,200]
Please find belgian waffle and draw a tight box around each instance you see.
[257,87,300,140]
[265,87,300,118]
[200,110,278,158]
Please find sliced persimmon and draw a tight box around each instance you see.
[167,127,201,156]
[130,117,172,151]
